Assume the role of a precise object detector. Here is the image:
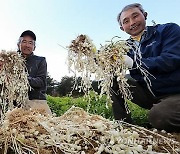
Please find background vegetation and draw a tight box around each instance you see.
[47,74,150,127]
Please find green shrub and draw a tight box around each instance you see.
[47,94,149,127]
[47,92,113,120]
[127,100,149,127]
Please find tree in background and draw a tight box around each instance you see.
[56,76,84,97]
[56,76,74,96]
[46,72,59,96]
[47,74,100,97]
[92,80,101,94]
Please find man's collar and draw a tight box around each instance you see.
[130,27,147,42]
[25,52,34,59]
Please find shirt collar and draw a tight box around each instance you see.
[130,27,147,42]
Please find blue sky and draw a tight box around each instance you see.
[0,0,180,81]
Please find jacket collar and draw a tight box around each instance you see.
[26,52,34,60]
[127,25,158,44]
[141,25,157,43]
[17,50,34,60]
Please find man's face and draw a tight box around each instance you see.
[119,7,147,37]
[19,35,35,57]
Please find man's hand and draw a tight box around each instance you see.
[123,55,133,68]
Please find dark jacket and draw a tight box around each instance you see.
[128,23,180,96]
[25,53,47,100]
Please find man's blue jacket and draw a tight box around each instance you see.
[128,23,180,96]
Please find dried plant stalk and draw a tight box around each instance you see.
[0,51,29,121]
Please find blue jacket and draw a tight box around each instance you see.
[128,23,180,96]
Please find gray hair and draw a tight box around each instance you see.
[117,3,145,25]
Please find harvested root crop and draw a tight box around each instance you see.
[96,38,132,103]
[0,106,179,154]
[0,51,29,121]
[67,35,98,97]
[67,35,156,113]
[67,35,133,111]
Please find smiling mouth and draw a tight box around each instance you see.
[23,48,30,52]
[130,25,139,30]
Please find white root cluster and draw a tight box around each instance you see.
[67,35,98,97]
[67,35,133,108]
[0,51,29,121]
[96,38,132,101]
[0,106,179,154]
